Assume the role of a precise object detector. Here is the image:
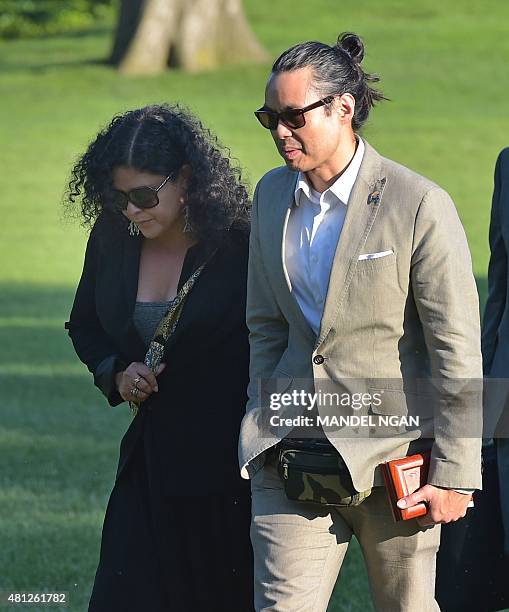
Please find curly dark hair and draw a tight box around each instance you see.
[65,103,250,244]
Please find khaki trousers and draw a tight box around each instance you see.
[250,454,441,612]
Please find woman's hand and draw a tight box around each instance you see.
[115,362,166,403]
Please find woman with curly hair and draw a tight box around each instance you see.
[65,104,253,611]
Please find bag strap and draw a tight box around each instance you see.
[130,249,216,416]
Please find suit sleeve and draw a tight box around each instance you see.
[245,182,289,414]
[411,187,482,489]
[65,224,125,406]
[482,150,508,374]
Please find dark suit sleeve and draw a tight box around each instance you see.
[482,149,508,374]
[65,224,125,406]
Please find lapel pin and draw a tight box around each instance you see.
[368,190,381,206]
[367,178,387,206]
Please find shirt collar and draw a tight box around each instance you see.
[294,137,365,207]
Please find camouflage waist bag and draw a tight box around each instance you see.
[276,439,372,507]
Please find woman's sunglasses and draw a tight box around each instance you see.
[111,173,175,210]
[254,95,336,130]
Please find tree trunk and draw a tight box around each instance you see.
[114,0,180,75]
[175,0,268,72]
[111,0,268,75]
[109,0,144,66]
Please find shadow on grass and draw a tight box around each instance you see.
[0,283,83,368]
[0,26,114,74]
[0,283,76,317]
[34,26,115,41]
[22,57,110,74]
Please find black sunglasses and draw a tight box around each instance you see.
[254,95,336,130]
[111,173,175,210]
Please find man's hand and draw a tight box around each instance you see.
[116,362,166,403]
[397,484,472,526]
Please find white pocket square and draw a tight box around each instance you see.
[358,249,394,261]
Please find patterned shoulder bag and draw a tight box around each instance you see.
[129,253,215,417]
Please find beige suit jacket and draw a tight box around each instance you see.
[239,139,482,491]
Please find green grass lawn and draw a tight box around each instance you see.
[1,0,509,609]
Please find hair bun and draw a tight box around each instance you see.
[337,32,364,64]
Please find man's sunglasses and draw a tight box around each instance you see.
[111,173,175,210]
[254,95,336,130]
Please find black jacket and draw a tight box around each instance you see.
[66,216,250,495]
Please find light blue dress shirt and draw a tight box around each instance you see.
[285,138,365,336]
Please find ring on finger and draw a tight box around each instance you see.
[133,376,141,390]
[131,387,139,397]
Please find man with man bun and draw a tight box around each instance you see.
[239,32,482,610]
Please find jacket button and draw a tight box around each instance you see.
[313,355,325,365]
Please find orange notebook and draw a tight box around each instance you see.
[381,452,431,521]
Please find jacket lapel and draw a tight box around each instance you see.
[267,171,317,343]
[160,243,217,357]
[122,232,141,311]
[316,141,387,347]
[121,233,147,359]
